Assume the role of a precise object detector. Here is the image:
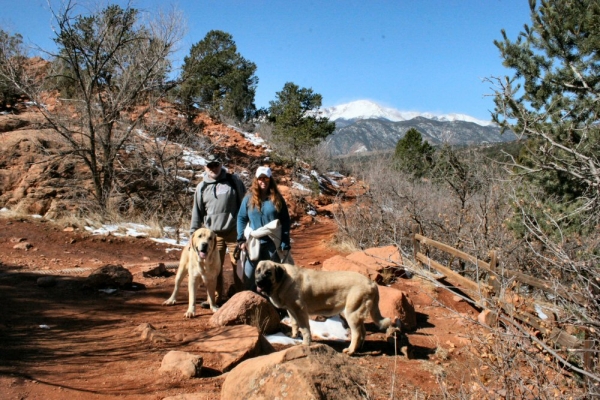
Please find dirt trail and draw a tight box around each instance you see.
[0,215,481,399]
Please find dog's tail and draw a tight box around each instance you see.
[370,285,392,332]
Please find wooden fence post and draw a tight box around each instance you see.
[412,224,421,268]
[487,250,501,297]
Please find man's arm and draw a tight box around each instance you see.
[189,184,204,235]
[236,196,249,243]
[234,174,247,206]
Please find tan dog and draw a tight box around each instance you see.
[255,260,394,355]
[163,228,221,316]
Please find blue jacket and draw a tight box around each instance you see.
[237,195,291,250]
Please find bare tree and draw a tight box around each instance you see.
[0,1,184,212]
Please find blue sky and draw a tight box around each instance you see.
[0,0,532,121]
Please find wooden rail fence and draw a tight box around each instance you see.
[410,224,588,354]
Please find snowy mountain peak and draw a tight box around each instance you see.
[320,100,493,127]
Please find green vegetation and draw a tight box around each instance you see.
[268,82,335,172]
[179,30,258,123]
[0,29,25,110]
[492,0,600,235]
[393,128,434,179]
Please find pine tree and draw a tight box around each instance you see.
[179,30,258,123]
[492,0,600,231]
[393,128,434,179]
[268,82,335,172]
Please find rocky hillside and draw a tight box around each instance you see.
[0,100,352,226]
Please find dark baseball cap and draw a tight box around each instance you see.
[206,154,222,165]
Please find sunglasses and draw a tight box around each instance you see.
[206,162,221,169]
[257,176,270,181]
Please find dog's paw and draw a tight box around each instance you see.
[342,348,356,356]
[210,305,220,312]
[184,310,195,318]
[162,298,176,306]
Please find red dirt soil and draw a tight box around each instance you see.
[0,214,482,399]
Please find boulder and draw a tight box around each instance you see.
[159,350,202,379]
[221,344,370,400]
[141,263,169,278]
[84,264,133,289]
[192,324,274,373]
[377,285,417,331]
[321,255,380,281]
[12,242,33,250]
[209,291,281,334]
[346,245,402,268]
[136,322,170,343]
[346,245,410,283]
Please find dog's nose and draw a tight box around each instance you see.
[200,243,208,253]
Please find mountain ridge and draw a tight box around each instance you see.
[319,102,515,157]
[320,100,494,127]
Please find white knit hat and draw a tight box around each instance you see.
[255,166,272,178]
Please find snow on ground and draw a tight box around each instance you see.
[265,315,349,345]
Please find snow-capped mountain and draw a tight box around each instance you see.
[318,100,514,157]
[320,100,494,127]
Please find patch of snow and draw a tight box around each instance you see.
[266,315,349,345]
[292,182,311,192]
[151,237,187,247]
[264,332,302,345]
[534,304,548,320]
[182,150,207,167]
[321,100,494,127]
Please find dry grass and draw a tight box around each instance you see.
[330,236,361,254]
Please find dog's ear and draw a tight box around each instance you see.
[274,264,285,283]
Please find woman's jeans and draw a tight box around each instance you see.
[243,241,277,291]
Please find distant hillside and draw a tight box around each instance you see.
[321,117,516,157]
[318,100,515,157]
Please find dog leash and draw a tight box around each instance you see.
[280,249,290,264]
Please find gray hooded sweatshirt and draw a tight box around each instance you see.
[190,168,246,236]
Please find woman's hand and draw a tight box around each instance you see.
[239,242,247,251]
